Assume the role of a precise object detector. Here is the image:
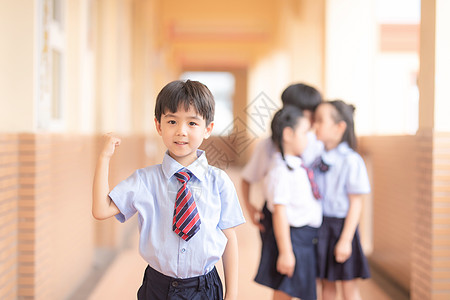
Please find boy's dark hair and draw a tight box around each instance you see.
[154,80,215,125]
[271,105,304,171]
[281,83,322,111]
[328,100,357,150]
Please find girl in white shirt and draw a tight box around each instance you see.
[254,105,322,300]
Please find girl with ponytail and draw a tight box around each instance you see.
[313,100,371,300]
[254,105,323,300]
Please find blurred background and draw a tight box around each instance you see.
[0,0,449,299]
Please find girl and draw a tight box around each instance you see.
[254,105,322,300]
[313,100,371,300]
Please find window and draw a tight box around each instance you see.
[37,0,65,130]
[373,0,420,134]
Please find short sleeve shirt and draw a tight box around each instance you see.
[264,153,323,228]
[241,132,323,184]
[109,150,245,278]
[313,142,371,218]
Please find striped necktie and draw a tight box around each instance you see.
[302,163,321,200]
[173,169,201,241]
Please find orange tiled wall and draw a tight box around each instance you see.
[17,134,98,299]
[0,134,18,300]
[359,135,417,292]
[431,133,450,299]
[9,133,152,300]
[411,131,433,299]
[362,133,450,299]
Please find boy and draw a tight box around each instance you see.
[93,80,245,300]
[241,83,323,231]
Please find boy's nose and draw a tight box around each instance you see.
[176,124,187,135]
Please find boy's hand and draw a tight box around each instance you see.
[245,203,265,232]
[101,133,121,158]
[334,238,352,263]
[276,251,295,277]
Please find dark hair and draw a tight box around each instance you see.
[154,80,215,125]
[327,100,357,150]
[271,105,304,170]
[281,83,322,111]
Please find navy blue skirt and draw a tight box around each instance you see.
[317,216,371,281]
[254,220,319,300]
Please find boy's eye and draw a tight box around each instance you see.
[189,122,198,126]
[168,120,176,124]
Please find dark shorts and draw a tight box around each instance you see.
[317,216,371,281]
[137,265,223,300]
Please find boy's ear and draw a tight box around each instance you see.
[203,122,214,139]
[154,118,162,136]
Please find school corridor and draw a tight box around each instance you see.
[1,0,450,299]
[71,167,409,300]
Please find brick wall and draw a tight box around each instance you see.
[431,133,450,299]
[360,135,417,292]
[17,134,98,299]
[0,134,18,300]
[6,133,151,300]
[362,133,450,299]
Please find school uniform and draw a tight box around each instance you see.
[254,153,322,300]
[109,150,245,300]
[241,133,323,239]
[313,142,371,281]
[241,132,323,185]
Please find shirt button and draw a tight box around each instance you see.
[172,281,178,287]
[181,248,186,253]
[312,238,318,244]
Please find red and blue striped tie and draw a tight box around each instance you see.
[173,169,201,241]
[302,163,321,200]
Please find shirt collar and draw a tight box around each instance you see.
[273,152,303,168]
[322,142,351,165]
[162,150,208,182]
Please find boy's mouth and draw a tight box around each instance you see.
[174,141,188,145]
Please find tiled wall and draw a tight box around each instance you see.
[360,135,416,292]
[362,133,450,300]
[0,134,18,300]
[17,134,98,299]
[0,133,151,299]
[430,133,450,299]
[411,130,433,299]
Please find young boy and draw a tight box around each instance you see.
[241,83,323,232]
[92,80,245,300]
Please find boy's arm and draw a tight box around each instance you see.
[92,134,121,220]
[334,194,364,263]
[272,204,295,277]
[222,227,239,300]
[240,179,264,231]
[240,139,272,231]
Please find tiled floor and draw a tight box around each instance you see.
[83,168,409,300]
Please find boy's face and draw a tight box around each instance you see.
[155,105,213,166]
[302,109,314,126]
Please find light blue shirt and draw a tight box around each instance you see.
[109,150,245,278]
[313,142,370,218]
